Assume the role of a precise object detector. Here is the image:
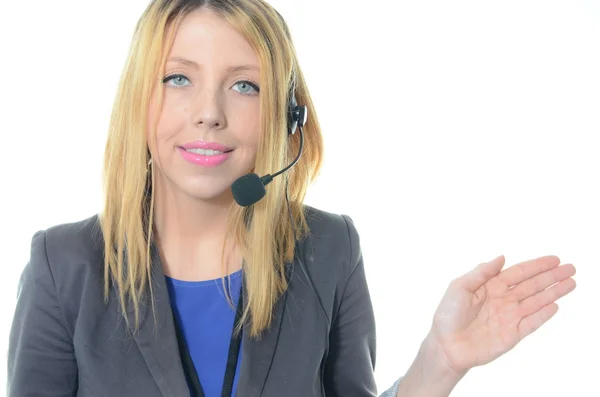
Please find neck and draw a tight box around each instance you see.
[151,178,242,281]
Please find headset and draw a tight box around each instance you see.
[230,83,330,325]
[230,84,307,206]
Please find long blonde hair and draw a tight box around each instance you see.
[100,0,323,339]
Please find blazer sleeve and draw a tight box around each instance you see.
[7,230,78,396]
[323,215,403,397]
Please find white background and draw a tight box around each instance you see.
[1,0,598,395]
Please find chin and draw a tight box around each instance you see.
[181,178,237,204]
[154,162,248,205]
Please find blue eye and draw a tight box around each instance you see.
[162,74,190,88]
[233,80,260,95]
[161,74,260,95]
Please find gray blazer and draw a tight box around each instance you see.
[8,205,402,396]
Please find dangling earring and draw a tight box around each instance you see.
[146,158,153,173]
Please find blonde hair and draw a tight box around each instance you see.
[100,0,324,339]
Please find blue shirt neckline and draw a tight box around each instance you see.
[164,269,243,287]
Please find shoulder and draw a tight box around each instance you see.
[33,214,104,274]
[24,214,105,302]
[16,214,105,334]
[298,205,374,337]
[302,204,363,280]
[304,204,357,236]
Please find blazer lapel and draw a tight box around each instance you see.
[120,239,293,397]
[124,242,190,397]
[236,265,291,397]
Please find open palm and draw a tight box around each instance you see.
[429,255,576,374]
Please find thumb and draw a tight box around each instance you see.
[460,255,506,292]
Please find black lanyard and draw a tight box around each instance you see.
[173,288,244,397]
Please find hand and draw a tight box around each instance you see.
[427,255,576,376]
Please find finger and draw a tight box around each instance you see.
[459,255,506,292]
[497,255,561,287]
[518,302,559,340]
[510,263,576,301]
[519,277,576,318]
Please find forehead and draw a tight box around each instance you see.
[168,8,259,69]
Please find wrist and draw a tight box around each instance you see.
[395,334,467,397]
[420,332,468,382]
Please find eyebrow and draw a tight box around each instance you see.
[167,57,259,73]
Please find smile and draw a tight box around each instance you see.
[178,147,233,167]
[184,148,232,156]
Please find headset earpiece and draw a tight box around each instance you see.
[287,91,308,136]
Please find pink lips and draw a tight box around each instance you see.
[178,140,233,167]
[180,141,233,151]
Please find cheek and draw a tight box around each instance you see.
[237,107,261,148]
[147,97,181,153]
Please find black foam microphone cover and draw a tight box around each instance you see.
[231,173,266,206]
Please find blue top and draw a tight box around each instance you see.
[165,270,243,397]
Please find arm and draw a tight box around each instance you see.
[7,231,78,396]
[326,215,461,397]
[327,216,575,397]
[322,215,378,396]
[324,215,405,397]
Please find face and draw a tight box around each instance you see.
[147,7,261,204]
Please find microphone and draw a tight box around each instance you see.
[231,105,307,207]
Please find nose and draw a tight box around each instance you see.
[191,89,226,130]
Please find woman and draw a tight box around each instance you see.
[7,1,577,396]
